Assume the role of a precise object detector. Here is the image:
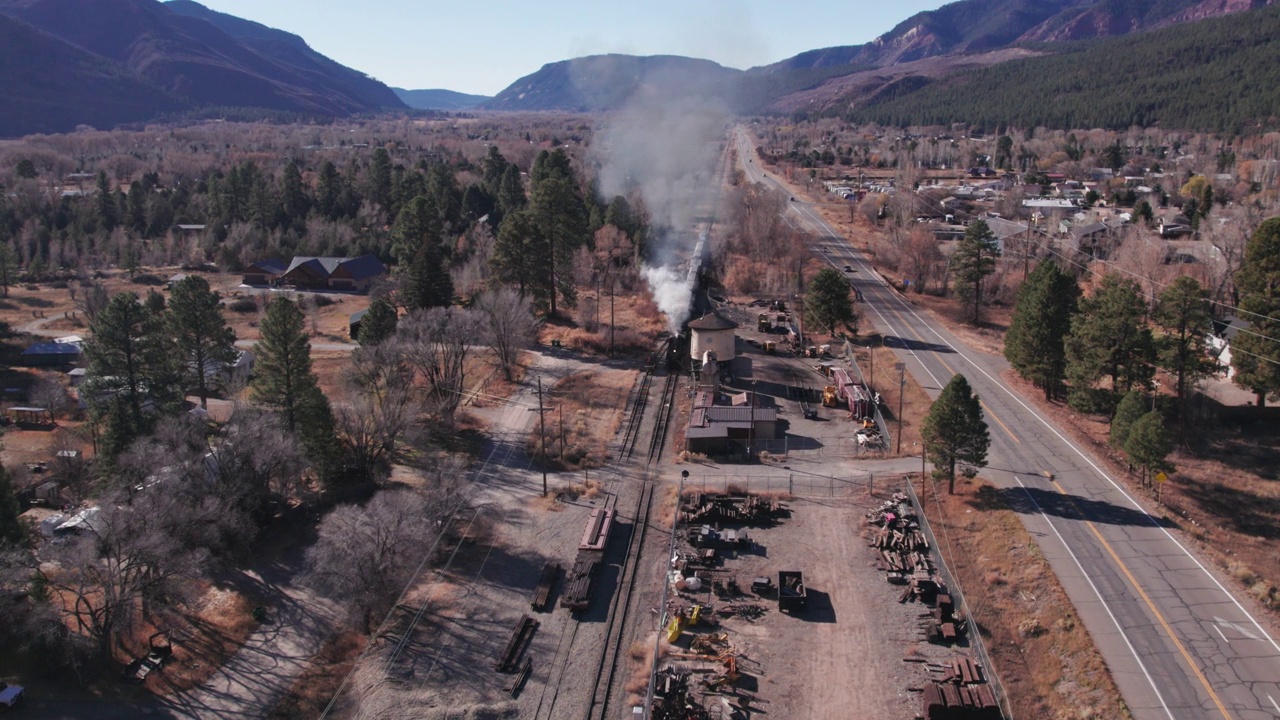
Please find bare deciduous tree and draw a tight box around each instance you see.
[336,343,423,485]
[304,488,448,630]
[475,287,538,382]
[400,307,481,429]
[899,227,946,295]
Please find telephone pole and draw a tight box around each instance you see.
[895,362,906,455]
[537,375,548,497]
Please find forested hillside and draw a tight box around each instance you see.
[847,3,1280,133]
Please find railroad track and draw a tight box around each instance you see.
[646,369,679,464]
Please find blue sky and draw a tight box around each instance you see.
[187,0,953,96]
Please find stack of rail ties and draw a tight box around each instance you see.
[923,657,1000,720]
[494,615,537,696]
[561,507,614,611]
[867,494,942,603]
[681,492,779,526]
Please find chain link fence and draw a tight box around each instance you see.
[686,472,904,498]
[905,476,1013,719]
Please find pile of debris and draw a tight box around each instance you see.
[681,492,781,526]
[652,669,710,720]
[869,501,943,604]
[922,657,1000,720]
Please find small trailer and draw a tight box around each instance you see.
[778,570,807,613]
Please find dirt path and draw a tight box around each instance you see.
[16,313,71,338]
[156,559,341,719]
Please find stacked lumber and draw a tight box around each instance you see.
[560,553,601,611]
[494,614,538,673]
[530,562,559,611]
[578,507,614,552]
[922,657,1000,720]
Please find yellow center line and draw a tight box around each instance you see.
[979,400,1021,445]
[876,299,1021,446]
[1052,481,1233,719]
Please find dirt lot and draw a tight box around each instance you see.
[655,488,959,720]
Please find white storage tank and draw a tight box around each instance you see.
[688,310,737,363]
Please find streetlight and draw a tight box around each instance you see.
[894,363,906,455]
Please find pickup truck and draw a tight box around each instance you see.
[0,681,25,709]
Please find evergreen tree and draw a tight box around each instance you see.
[0,464,23,547]
[316,161,342,220]
[167,275,237,409]
[1231,217,1280,406]
[1005,260,1080,399]
[482,145,510,196]
[0,243,17,299]
[280,160,309,228]
[390,196,439,265]
[84,292,182,455]
[1109,389,1149,451]
[951,220,1001,324]
[1065,273,1156,412]
[369,147,393,209]
[1153,276,1217,414]
[529,173,588,316]
[492,210,542,298]
[357,296,399,346]
[1125,411,1173,486]
[95,170,116,232]
[805,267,856,335]
[922,374,991,494]
[251,298,321,432]
[402,244,454,311]
[497,164,526,218]
[530,148,573,186]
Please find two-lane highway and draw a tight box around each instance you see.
[733,127,1280,719]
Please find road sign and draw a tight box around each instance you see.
[1155,471,1168,484]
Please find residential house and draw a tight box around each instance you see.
[1208,316,1250,381]
[242,259,288,286]
[278,254,387,292]
[19,342,82,367]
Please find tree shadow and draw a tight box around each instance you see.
[1179,476,1280,539]
[884,335,954,354]
[973,485,1173,528]
[15,295,55,308]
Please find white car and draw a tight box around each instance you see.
[0,681,24,709]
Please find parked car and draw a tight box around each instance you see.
[0,681,25,708]
[843,265,854,272]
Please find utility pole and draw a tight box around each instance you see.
[895,362,906,455]
[537,375,548,497]
[609,276,616,357]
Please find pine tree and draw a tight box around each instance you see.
[0,464,23,547]
[280,160,309,229]
[0,243,17,299]
[96,170,116,232]
[1004,260,1080,399]
[529,173,588,317]
[369,147,393,210]
[805,267,856,335]
[84,292,182,455]
[921,374,991,494]
[168,275,237,409]
[316,161,342,221]
[390,196,439,265]
[251,298,323,433]
[403,244,454,311]
[1231,217,1280,406]
[1153,275,1217,416]
[1109,389,1149,450]
[497,164,526,218]
[358,296,399,346]
[951,220,1001,324]
[1125,411,1173,486]
[492,210,543,298]
[1064,273,1156,413]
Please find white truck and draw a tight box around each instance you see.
[0,680,24,709]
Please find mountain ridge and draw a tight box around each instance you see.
[393,88,490,111]
[0,0,405,136]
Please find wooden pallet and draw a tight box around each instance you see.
[494,615,539,673]
[531,562,559,611]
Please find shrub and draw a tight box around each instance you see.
[131,273,165,286]
[228,298,258,313]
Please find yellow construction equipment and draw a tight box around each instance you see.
[763,341,776,354]
[822,386,839,408]
[757,313,770,332]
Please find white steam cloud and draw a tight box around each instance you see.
[642,265,697,331]
[591,69,730,333]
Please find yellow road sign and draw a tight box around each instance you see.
[1155,471,1168,484]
